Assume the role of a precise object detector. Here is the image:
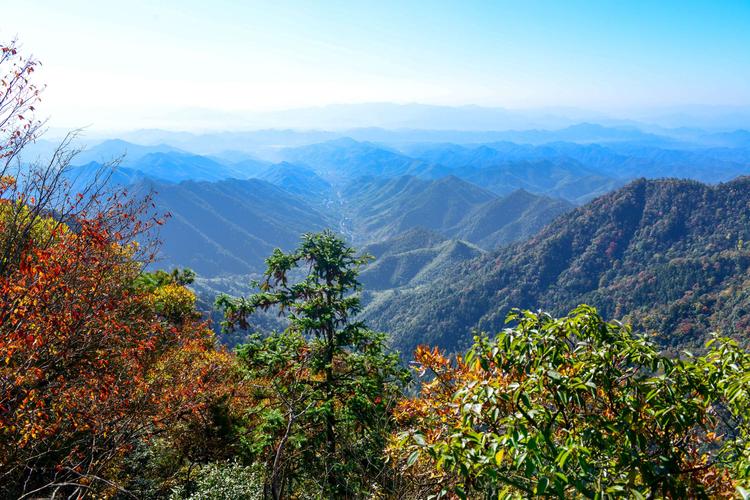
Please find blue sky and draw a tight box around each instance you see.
[3,0,749,129]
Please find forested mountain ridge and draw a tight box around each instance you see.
[343,175,571,247]
[360,235,485,290]
[280,137,430,181]
[256,161,333,201]
[406,140,750,185]
[363,176,750,355]
[342,174,496,240]
[141,171,571,281]
[453,188,573,248]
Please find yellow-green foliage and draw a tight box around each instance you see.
[152,283,197,323]
[0,200,67,248]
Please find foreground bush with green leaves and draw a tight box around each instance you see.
[391,305,750,498]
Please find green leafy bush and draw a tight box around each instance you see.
[169,462,263,500]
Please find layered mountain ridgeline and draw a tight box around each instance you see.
[278,138,622,203]
[404,141,750,200]
[67,150,262,185]
[404,140,750,182]
[56,135,748,309]
[279,137,430,181]
[62,134,749,209]
[342,175,572,247]
[134,168,570,279]
[363,177,750,356]
[279,137,749,204]
[256,161,333,201]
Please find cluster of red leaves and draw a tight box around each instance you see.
[0,211,234,494]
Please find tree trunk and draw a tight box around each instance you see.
[324,319,337,496]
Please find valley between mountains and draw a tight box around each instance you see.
[53,125,750,355]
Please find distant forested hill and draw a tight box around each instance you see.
[359,229,485,290]
[145,178,333,276]
[343,175,571,246]
[280,138,429,181]
[256,161,333,201]
[363,177,750,355]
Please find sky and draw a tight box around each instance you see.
[3,0,750,130]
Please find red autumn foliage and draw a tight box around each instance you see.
[0,38,242,497]
[0,197,236,496]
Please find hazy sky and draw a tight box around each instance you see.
[3,0,750,130]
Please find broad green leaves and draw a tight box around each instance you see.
[393,305,748,498]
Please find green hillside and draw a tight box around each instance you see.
[364,176,750,355]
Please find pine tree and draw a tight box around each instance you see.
[217,230,408,498]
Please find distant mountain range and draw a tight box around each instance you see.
[256,162,332,201]
[55,128,747,252]
[64,137,749,207]
[111,103,750,132]
[45,129,750,356]
[73,139,185,165]
[406,141,750,188]
[142,172,569,277]
[279,138,621,202]
[280,138,429,181]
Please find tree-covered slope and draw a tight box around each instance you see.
[257,161,333,201]
[344,175,571,248]
[453,189,573,248]
[364,177,750,355]
[344,175,496,240]
[147,178,334,276]
[360,235,484,290]
[360,227,450,258]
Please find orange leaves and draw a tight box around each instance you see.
[0,200,229,495]
[412,345,451,376]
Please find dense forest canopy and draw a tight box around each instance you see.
[364,176,750,356]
